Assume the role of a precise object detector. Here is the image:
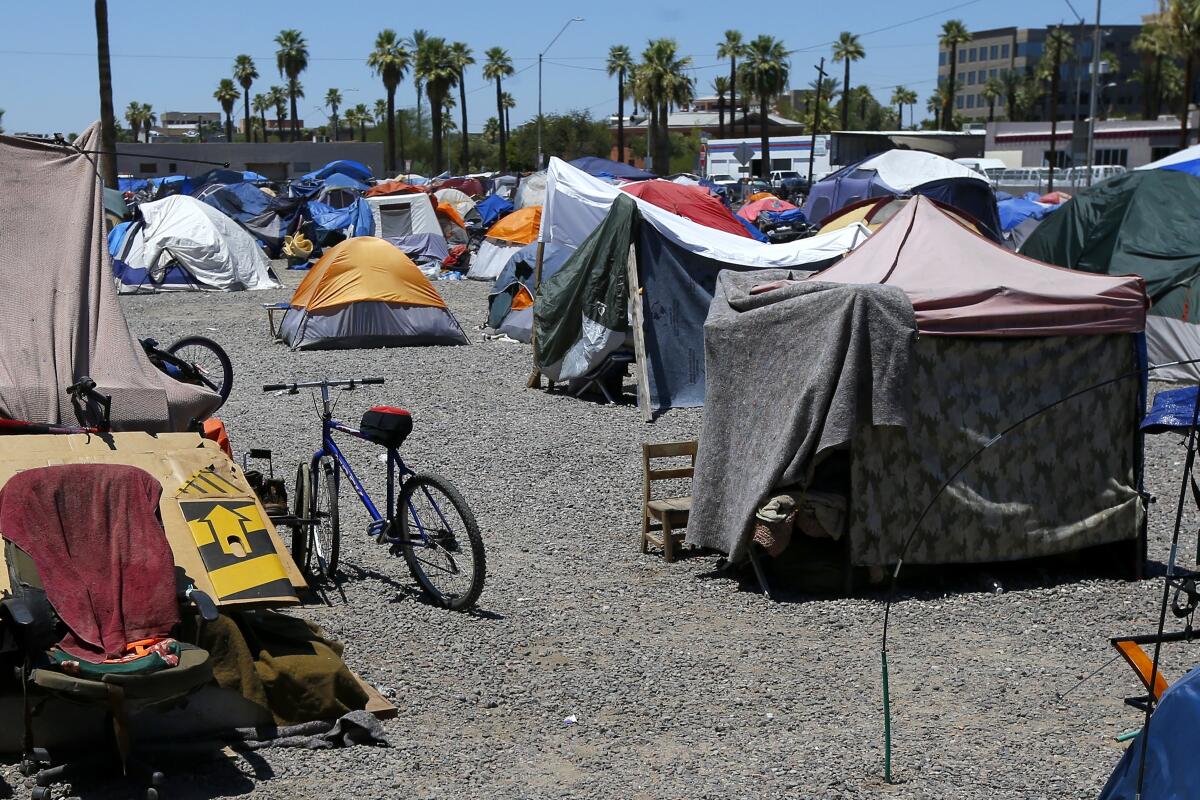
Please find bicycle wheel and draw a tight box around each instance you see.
[290,462,311,569]
[166,336,233,404]
[397,473,485,611]
[308,458,340,580]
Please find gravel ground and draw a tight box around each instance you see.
[5,264,1198,800]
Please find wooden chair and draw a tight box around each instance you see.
[641,441,697,562]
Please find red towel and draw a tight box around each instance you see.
[0,464,180,662]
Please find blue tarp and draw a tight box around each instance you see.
[761,208,808,226]
[190,168,246,193]
[197,183,305,256]
[998,192,1060,232]
[736,216,769,242]
[300,159,373,183]
[118,177,149,192]
[1141,386,1200,433]
[476,194,515,227]
[568,156,655,181]
[107,221,133,258]
[306,198,374,239]
[322,172,369,191]
[1099,666,1200,799]
[242,170,269,183]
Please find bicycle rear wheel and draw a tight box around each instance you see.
[308,458,340,580]
[290,462,311,569]
[166,336,233,403]
[397,473,485,611]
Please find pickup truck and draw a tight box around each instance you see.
[770,170,809,201]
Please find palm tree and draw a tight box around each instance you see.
[713,76,731,137]
[741,35,789,178]
[501,92,515,141]
[1000,69,1022,121]
[213,79,240,142]
[404,29,430,139]
[483,116,501,144]
[901,88,918,129]
[607,45,634,161]
[981,76,1004,122]
[323,88,342,141]
[890,86,914,128]
[450,42,475,171]
[416,36,459,175]
[1042,27,1073,190]
[138,103,155,142]
[718,31,745,138]
[353,103,370,142]
[274,29,308,141]
[95,0,117,187]
[483,47,515,171]
[252,93,270,143]
[124,101,143,143]
[343,106,360,143]
[639,39,694,173]
[367,29,410,174]
[939,20,971,129]
[832,32,865,130]
[233,55,258,142]
[269,85,288,142]
[1162,0,1200,148]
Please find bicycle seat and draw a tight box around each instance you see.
[359,406,412,448]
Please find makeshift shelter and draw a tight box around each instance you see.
[1021,170,1200,381]
[487,242,571,342]
[300,160,373,184]
[996,191,1062,250]
[0,125,222,431]
[687,196,1148,568]
[514,172,547,209]
[804,149,1001,240]
[1136,143,1200,176]
[365,180,424,198]
[466,206,542,281]
[476,194,514,227]
[434,188,479,223]
[195,181,304,256]
[112,195,281,293]
[278,238,468,350]
[737,196,798,222]
[621,180,751,238]
[568,156,655,181]
[305,197,374,241]
[367,192,443,239]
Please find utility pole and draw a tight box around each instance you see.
[1086,0,1102,186]
[808,57,827,188]
[537,17,584,170]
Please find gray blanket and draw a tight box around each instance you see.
[685,270,917,560]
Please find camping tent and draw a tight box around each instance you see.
[996,191,1062,249]
[687,196,1148,567]
[620,180,751,238]
[112,195,281,293]
[476,194,514,227]
[278,238,468,350]
[305,197,374,241]
[434,188,479,223]
[367,192,443,239]
[466,206,542,281]
[1135,143,1200,176]
[820,195,984,238]
[804,149,1001,240]
[487,242,572,342]
[300,160,373,184]
[365,180,425,198]
[567,156,655,181]
[1021,170,1200,381]
[737,196,798,222]
[514,172,547,209]
[0,124,221,431]
[195,181,305,256]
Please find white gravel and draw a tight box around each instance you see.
[5,264,1197,800]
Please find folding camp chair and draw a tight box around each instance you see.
[572,351,635,404]
[641,441,697,562]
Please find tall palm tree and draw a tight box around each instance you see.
[718,31,745,138]
[741,35,789,178]
[269,85,288,142]
[343,106,360,143]
[416,36,459,175]
[832,32,865,130]
[450,42,475,171]
[981,76,1004,122]
[354,103,370,142]
[501,92,515,142]
[233,55,258,142]
[713,76,731,137]
[95,0,117,188]
[252,93,270,143]
[939,20,971,129]
[324,88,343,141]
[368,29,410,174]
[889,86,909,128]
[640,39,694,173]
[1000,69,1022,121]
[138,103,155,142]
[274,29,308,141]
[607,45,634,161]
[404,29,430,139]
[124,101,143,143]
[213,79,240,142]
[373,99,387,125]
[1042,26,1073,189]
[483,116,501,144]
[483,48,515,171]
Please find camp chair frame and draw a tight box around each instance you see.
[641,441,697,562]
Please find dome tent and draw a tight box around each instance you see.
[278,238,468,350]
[466,206,542,281]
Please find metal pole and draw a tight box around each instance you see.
[537,53,543,169]
[807,58,826,188]
[1086,0,1102,186]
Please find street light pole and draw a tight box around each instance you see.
[537,16,584,169]
[1086,0,1102,186]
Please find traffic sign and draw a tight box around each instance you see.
[732,142,755,166]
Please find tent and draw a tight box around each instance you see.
[804,149,1001,240]
[103,187,128,227]
[687,196,1148,566]
[620,180,752,238]
[737,196,798,222]
[514,172,547,209]
[431,177,484,197]
[305,197,374,241]
[466,206,542,281]
[820,195,986,238]
[385,234,450,274]
[568,156,655,181]
[111,195,281,293]
[365,180,425,198]
[476,194,514,227]
[0,124,221,432]
[1135,143,1200,176]
[278,238,468,350]
[996,191,1062,250]
[1021,170,1200,381]
[535,190,870,411]
[434,188,479,223]
[300,160,373,184]
[367,192,443,239]
[195,181,305,256]
[487,242,572,342]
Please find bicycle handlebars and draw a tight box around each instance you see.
[262,377,385,392]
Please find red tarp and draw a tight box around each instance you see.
[365,180,426,198]
[621,180,752,239]
[736,196,798,221]
[811,196,1147,336]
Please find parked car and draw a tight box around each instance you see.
[770,170,809,201]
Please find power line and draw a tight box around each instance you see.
[789,0,988,53]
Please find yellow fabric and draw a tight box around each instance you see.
[289,237,448,312]
[818,203,874,234]
[819,197,981,237]
[487,206,542,245]
[746,192,776,202]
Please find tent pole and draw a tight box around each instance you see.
[526,241,547,389]
[625,244,653,422]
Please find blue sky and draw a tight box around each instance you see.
[3,0,1156,135]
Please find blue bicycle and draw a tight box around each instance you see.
[262,377,485,610]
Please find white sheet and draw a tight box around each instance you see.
[857,149,986,191]
[539,157,870,267]
[1147,314,1200,382]
[466,239,522,281]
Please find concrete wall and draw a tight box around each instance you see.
[115,142,385,180]
[985,117,1195,168]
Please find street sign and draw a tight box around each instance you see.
[732,142,755,166]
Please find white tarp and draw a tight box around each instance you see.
[1147,315,1200,382]
[434,188,476,219]
[856,149,986,191]
[465,239,522,281]
[514,172,547,209]
[1136,143,1200,172]
[129,195,280,291]
[368,193,443,239]
[539,157,870,266]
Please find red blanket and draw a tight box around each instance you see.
[0,464,179,662]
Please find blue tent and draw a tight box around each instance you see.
[190,168,247,193]
[198,182,305,256]
[476,194,515,227]
[306,198,374,239]
[300,159,373,183]
[997,191,1060,232]
[322,172,369,191]
[242,170,269,183]
[568,156,655,181]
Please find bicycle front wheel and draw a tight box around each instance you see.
[166,336,233,403]
[290,462,311,569]
[397,474,485,611]
[308,458,340,580]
